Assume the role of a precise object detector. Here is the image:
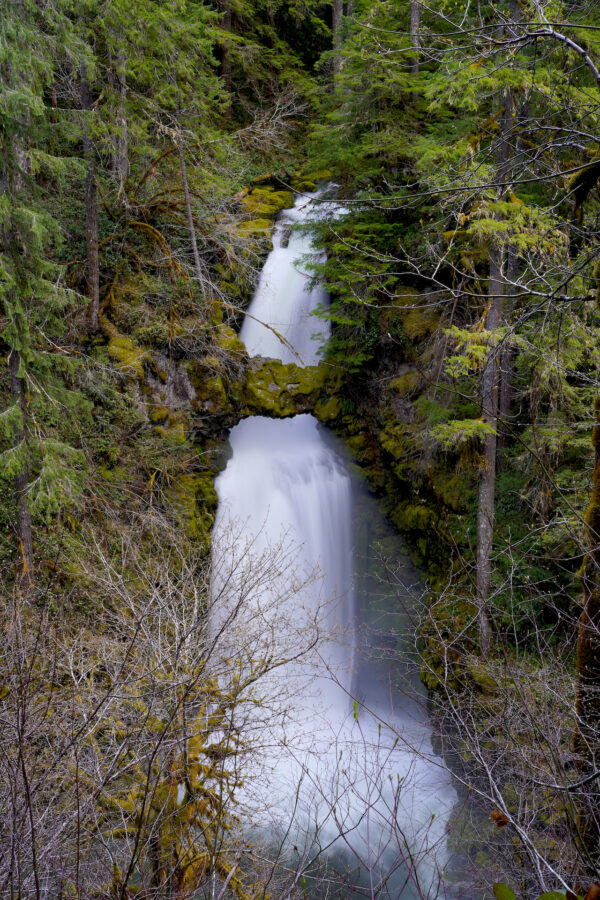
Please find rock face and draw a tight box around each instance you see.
[241,357,341,420]
[187,356,341,435]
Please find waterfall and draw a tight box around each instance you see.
[211,192,456,897]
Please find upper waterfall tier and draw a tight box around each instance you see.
[239,193,341,364]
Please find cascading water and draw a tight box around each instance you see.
[211,193,457,897]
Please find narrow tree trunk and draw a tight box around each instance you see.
[332,0,343,80]
[81,71,99,334]
[177,134,207,314]
[498,247,518,454]
[9,349,33,591]
[477,245,503,655]
[114,56,128,187]
[409,0,421,74]
[476,90,514,654]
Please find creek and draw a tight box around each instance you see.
[211,192,458,898]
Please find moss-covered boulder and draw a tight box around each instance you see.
[314,394,342,423]
[241,187,294,218]
[215,324,247,359]
[291,179,317,193]
[169,473,218,547]
[187,357,229,414]
[241,357,331,418]
[101,316,149,381]
[237,218,273,239]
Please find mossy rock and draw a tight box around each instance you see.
[102,317,149,380]
[389,371,420,397]
[237,218,273,239]
[314,394,342,423]
[241,188,294,218]
[385,288,441,341]
[432,470,473,512]
[133,321,172,348]
[345,432,378,466]
[187,360,229,412]
[291,180,317,193]
[380,423,409,461]
[170,473,218,545]
[392,500,434,534]
[155,411,187,443]
[150,405,170,424]
[242,358,329,417]
[251,173,287,187]
[215,324,247,358]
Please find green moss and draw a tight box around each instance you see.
[314,394,341,423]
[433,470,473,512]
[150,405,170,424]
[215,324,247,358]
[133,321,171,348]
[237,218,273,238]
[403,307,441,341]
[241,188,294,218]
[380,423,409,461]
[345,433,373,463]
[291,180,317,193]
[108,334,148,379]
[466,659,499,694]
[242,359,329,417]
[170,473,218,546]
[301,169,332,182]
[392,500,434,533]
[155,413,187,443]
[100,316,149,380]
[389,371,420,396]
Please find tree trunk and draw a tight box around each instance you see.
[332,0,343,80]
[498,246,518,454]
[477,245,503,655]
[409,0,420,74]
[177,134,207,315]
[9,349,33,592]
[81,71,100,334]
[114,56,128,187]
[476,91,514,654]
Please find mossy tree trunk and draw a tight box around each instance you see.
[476,90,514,654]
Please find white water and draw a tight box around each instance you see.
[212,193,456,897]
